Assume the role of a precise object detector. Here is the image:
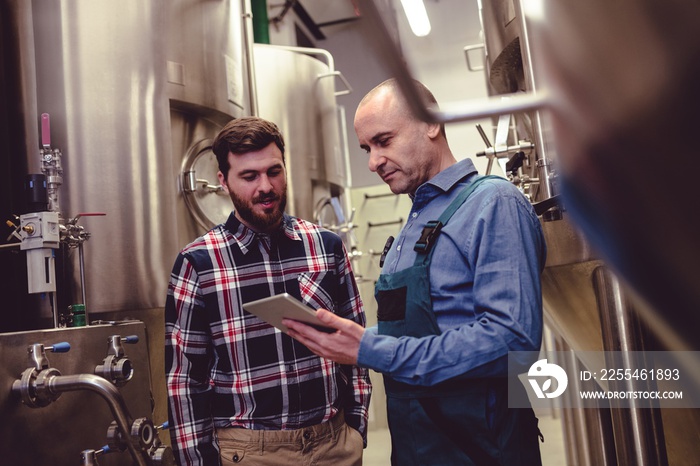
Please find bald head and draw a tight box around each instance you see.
[357,78,446,139]
[353,79,456,195]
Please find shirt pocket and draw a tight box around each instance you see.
[297,269,336,313]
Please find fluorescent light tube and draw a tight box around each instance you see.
[400,0,431,37]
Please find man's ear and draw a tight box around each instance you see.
[427,122,441,139]
[217,171,229,193]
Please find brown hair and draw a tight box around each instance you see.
[211,116,286,177]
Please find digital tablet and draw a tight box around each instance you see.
[242,293,336,334]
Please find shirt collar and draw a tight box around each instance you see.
[224,212,300,254]
[410,158,478,203]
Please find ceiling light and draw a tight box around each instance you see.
[400,0,431,37]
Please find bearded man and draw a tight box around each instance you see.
[165,117,371,466]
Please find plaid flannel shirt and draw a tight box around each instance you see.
[165,213,372,466]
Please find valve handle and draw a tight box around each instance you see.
[48,342,71,353]
[6,219,23,242]
[69,212,107,225]
[76,212,107,217]
[41,113,51,148]
[123,335,139,344]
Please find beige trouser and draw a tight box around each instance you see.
[216,411,363,466]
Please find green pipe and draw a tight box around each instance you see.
[251,0,270,44]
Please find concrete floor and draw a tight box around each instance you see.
[362,412,567,465]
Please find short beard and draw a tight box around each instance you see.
[230,189,287,232]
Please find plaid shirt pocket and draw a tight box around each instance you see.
[297,270,336,313]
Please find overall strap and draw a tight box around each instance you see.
[414,175,500,266]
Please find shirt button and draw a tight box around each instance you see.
[412,212,418,218]
[397,245,402,251]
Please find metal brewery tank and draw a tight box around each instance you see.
[178,43,351,233]
[0,0,350,463]
[253,44,350,223]
[0,0,243,464]
[168,0,250,241]
[1,0,181,325]
[476,0,700,464]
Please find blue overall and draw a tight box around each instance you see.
[375,176,542,466]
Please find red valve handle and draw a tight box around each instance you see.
[41,113,51,148]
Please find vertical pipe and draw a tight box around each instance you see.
[513,0,561,221]
[78,242,88,321]
[593,265,668,466]
[555,337,582,466]
[242,0,259,116]
[51,292,59,328]
[556,336,617,466]
[250,0,270,44]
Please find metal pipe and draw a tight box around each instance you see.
[259,45,352,96]
[242,0,259,116]
[561,346,593,466]
[554,336,618,465]
[254,44,337,76]
[46,373,148,466]
[250,0,270,44]
[554,338,580,466]
[593,266,669,466]
[368,219,403,228]
[78,242,88,322]
[512,0,555,203]
[51,291,59,328]
[364,192,396,200]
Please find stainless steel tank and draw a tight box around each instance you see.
[254,44,350,222]
[0,0,250,325]
[175,43,352,241]
[167,0,250,241]
[174,43,351,234]
[49,1,178,313]
[1,3,353,464]
[0,1,247,463]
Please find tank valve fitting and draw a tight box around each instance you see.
[106,418,175,466]
[11,342,70,408]
[81,445,113,466]
[95,335,138,386]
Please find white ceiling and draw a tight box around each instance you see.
[297,0,484,67]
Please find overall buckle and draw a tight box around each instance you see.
[414,220,443,253]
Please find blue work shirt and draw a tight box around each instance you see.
[357,159,546,385]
